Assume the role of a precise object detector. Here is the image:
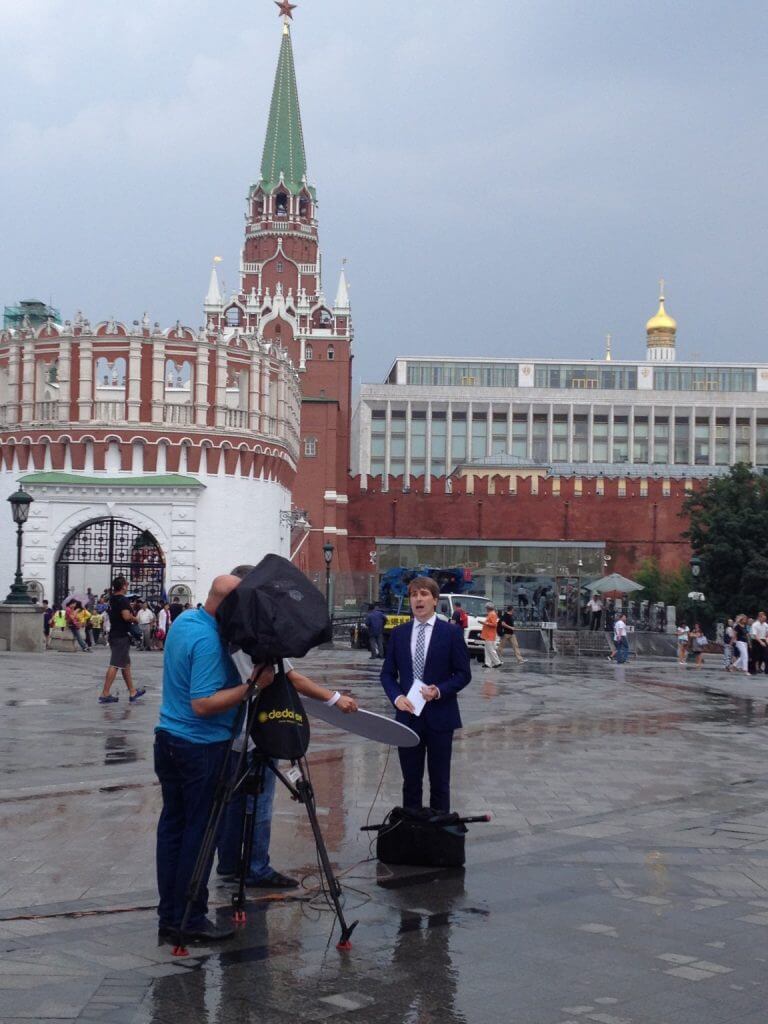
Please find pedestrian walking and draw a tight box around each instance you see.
[733,614,750,674]
[137,602,155,651]
[99,576,146,704]
[676,622,690,665]
[364,603,386,659]
[751,611,768,674]
[42,600,53,649]
[587,594,603,631]
[156,604,169,650]
[723,618,735,670]
[90,608,104,646]
[65,601,88,651]
[498,605,526,664]
[690,623,707,669]
[613,613,629,664]
[478,603,502,669]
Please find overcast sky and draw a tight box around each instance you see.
[1,1,767,386]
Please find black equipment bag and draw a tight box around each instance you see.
[376,806,467,868]
[216,554,332,662]
[250,660,310,760]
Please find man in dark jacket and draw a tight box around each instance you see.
[380,577,471,812]
[365,603,386,659]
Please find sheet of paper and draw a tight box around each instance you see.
[405,679,427,717]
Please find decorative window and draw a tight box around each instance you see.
[226,307,241,327]
[304,436,317,457]
[327,345,335,361]
[275,193,288,216]
[276,261,283,273]
[305,344,313,360]
[299,196,309,218]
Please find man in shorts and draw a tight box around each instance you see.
[99,575,146,704]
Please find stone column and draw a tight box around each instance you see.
[78,339,94,422]
[215,346,227,428]
[57,339,72,424]
[127,339,142,423]
[195,343,210,427]
[21,342,35,421]
[7,341,20,424]
[151,340,166,423]
[249,351,261,432]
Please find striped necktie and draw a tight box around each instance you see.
[413,622,426,680]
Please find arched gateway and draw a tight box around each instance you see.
[55,518,166,606]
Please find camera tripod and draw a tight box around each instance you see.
[173,681,358,956]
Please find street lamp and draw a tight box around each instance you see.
[5,487,35,605]
[322,542,334,617]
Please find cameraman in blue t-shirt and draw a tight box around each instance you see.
[154,573,274,944]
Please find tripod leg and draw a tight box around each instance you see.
[232,760,263,923]
[294,762,358,950]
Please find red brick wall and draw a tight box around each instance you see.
[345,474,695,578]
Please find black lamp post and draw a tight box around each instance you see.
[322,542,334,618]
[6,487,35,605]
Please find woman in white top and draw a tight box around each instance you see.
[156,605,169,650]
[676,622,690,665]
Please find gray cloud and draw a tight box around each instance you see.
[1,1,766,384]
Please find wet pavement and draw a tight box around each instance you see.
[2,646,768,1022]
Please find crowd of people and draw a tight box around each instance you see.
[43,589,190,653]
[676,612,768,674]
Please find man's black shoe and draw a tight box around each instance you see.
[245,870,299,889]
[159,919,235,942]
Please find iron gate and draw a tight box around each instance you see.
[55,518,165,606]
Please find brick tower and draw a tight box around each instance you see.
[204,5,353,575]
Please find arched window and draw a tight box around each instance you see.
[275,192,288,217]
[304,436,317,458]
[276,261,283,273]
[299,196,309,219]
[305,344,313,360]
[226,307,241,327]
[327,345,335,361]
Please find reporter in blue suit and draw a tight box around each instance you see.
[380,577,472,812]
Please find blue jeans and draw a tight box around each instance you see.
[217,751,276,880]
[615,637,629,664]
[154,730,230,929]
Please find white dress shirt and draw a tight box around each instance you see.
[410,614,437,676]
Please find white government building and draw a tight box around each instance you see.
[352,289,768,485]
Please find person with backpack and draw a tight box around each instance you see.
[451,602,468,631]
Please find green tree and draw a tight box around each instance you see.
[682,463,768,617]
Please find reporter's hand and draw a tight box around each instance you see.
[251,663,275,689]
[337,694,358,713]
[421,684,440,701]
[394,695,415,714]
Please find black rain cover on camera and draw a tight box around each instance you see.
[250,661,310,760]
[215,554,332,662]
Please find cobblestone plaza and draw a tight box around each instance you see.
[2,647,768,1022]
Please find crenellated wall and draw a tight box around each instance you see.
[346,472,697,578]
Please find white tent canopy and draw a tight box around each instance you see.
[586,573,644,594]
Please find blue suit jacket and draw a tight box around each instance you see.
[380,618,472,732]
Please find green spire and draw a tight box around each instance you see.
[259,25,312,197]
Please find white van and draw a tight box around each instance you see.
[436,593,492,661]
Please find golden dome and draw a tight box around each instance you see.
[646,297,677,333]
[646,281,676,334]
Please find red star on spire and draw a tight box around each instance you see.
[275,0,297,19]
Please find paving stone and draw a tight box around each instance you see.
[3,650,768,1022]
